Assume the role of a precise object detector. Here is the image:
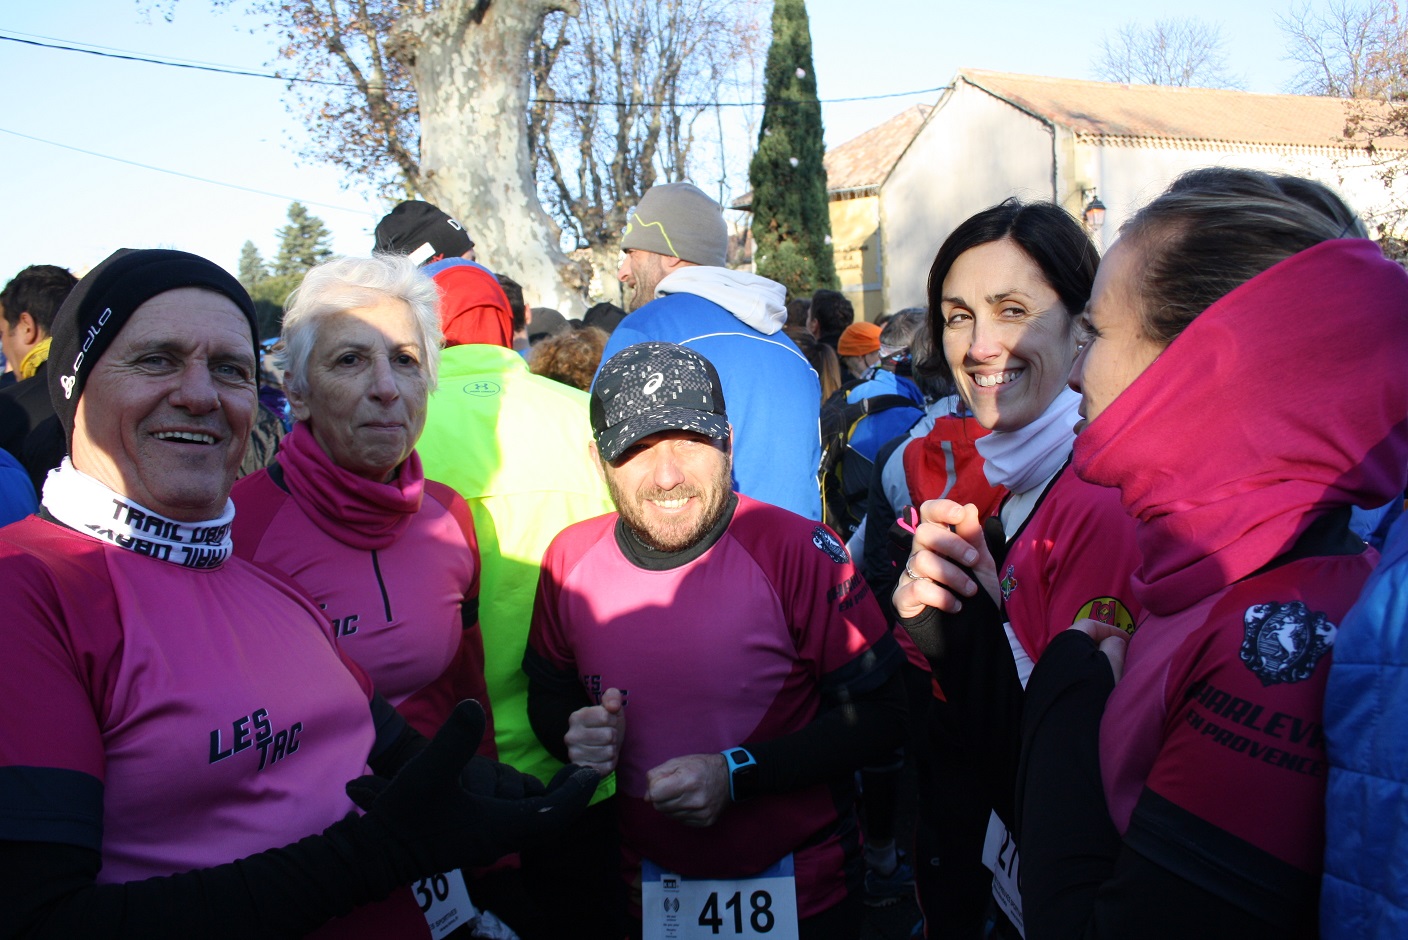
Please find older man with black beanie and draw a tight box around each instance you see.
[0,247,596,937]
[604,182,822,520]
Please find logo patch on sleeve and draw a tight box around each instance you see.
[1240,601,1336,687]
[1075,596,1136,635]
[811,526,848,564]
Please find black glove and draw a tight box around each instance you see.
[460,753,546,801]
[347,700,599,877]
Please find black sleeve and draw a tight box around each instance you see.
[859,434,910,624]
[746,633,907,796]
[898,567,1024,824]
[523,647,590,766]
[1015,631,1314,940]
[19,414,63,499]
[0,814,411,938]
[367,692,427,778]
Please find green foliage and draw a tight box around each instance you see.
[748,0,837,296]
[273,202,334,278]
[248,273,304,341]
[238,240,267,292]
[237,202,330,339]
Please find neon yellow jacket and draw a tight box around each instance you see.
[417,345,615,799]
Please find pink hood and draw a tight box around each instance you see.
[1073,239,1408,616]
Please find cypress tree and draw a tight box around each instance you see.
[748,0,837,296]
[273,202,334,277]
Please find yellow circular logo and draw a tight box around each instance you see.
[1075,596,1136,635]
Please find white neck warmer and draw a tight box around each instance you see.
[976,388,1080,495]
[43,458,235,569]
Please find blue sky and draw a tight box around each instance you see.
[0,1,1304,284]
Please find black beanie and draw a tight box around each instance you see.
[374,200,474,265]
[48,248,259,449]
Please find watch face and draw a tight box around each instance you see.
[730,763,759,802]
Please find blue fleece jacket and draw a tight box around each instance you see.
[1323,510,1408,938]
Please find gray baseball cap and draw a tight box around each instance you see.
[590,343,729,462]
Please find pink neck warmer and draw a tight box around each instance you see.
[1074,239,1408,616]
[277,421,424,551]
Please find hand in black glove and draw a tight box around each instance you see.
[460,753,546,801]
[346,699,598,877]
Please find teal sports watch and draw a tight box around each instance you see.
[721,747,759,802]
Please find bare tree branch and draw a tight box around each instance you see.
[1093,17,1244,88]
[1278,0,1408,97]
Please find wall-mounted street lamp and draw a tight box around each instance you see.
[1082,188,1107,233]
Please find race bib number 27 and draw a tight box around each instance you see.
[642,856,799,940]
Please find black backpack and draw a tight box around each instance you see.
[818,381,917,542]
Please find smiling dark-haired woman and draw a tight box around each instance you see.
[894,200,1143,938]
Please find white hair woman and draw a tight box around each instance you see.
[232,253,490,743]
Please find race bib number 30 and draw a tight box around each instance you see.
[416,868,475,940]
[642,856,799,940]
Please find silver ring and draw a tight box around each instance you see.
[904,564,924,582]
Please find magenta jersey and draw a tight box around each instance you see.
[233,471,491,743]
[1102,552,1373,874]
[530,495,894,919]
[1002,466,1143,662]
[0,515,429,937]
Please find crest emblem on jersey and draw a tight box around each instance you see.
[1240,601,1336,687]
[1075,596,1137,635]
[811,526,848,564]
[1000,565,1018,603]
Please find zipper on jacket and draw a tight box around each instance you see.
[370,550,393,621]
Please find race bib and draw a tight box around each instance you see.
[642,855,799,939]
[981,812,1026,938]
[416,868,475,939]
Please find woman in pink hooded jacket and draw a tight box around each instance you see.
[1015,169,1408,938]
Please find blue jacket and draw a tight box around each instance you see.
[601,273,821,520]
[0,447,35,528]
[1323,510,1408,937]
[844,369,925,464]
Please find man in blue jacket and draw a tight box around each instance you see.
[604,182,822,520]
[1323,510,1408,938]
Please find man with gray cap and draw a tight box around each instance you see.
[526,342,906,939]
[604,182,822,520]
[0,247,596,937]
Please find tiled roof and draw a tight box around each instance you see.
[824,103,932,191]
[959,68,1406,149]
[731,104,931,209]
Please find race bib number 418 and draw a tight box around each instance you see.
[641,856,799,940]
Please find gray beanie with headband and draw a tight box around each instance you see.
[619,183,729,267]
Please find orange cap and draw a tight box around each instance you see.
[837,321,882,357]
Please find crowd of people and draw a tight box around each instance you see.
[0,166,1405,940]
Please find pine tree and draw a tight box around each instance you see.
[273,202,334,277]
[237,240,267,291]
[748,0,837,296]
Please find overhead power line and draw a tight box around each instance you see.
[0,126,375,216]
[0,31,949,107]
